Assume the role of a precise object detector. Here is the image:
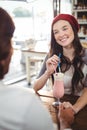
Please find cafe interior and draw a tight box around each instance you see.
[1,0,87,85]
[1,0,73,86]
[0,0,87,128]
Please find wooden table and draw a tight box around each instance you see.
[38,90,59,129]
[22,48,47,85]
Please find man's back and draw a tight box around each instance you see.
[0,81,55,130]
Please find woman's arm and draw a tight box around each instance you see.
[33,54,58,92]
[33,70,51,92]
[72,87,87,114]
[62,87,87,114]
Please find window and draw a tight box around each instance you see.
[0,0,53,46]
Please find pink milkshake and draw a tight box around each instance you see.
[53,72,64,106]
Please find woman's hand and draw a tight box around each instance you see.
[62,101,73,109]
[46,54,60,75]
[61,101,76,114]
[58,103,74,130]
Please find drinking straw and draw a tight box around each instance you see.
[52,64,57,73]
[58,53,61,72]
[52,53,61,73]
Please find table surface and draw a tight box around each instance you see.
[22,48,47,54]
[38,90,59,129]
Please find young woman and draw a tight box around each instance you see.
[33,14,87,130]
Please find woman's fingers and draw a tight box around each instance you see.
[62,101,73,108]
[46,54,61,74]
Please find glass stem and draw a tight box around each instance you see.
[57,98,61,105]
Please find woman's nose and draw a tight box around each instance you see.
[58,31,64,37]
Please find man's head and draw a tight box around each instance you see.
[0,7,15,79]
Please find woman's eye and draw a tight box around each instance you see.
[63,27,68,31]
[53,31,58,35]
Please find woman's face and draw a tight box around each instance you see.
[53,20,74,48]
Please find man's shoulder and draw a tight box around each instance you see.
[5,84,36,102]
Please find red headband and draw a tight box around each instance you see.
[52,14,79,32]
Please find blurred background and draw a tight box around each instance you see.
[0,0,87,88]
